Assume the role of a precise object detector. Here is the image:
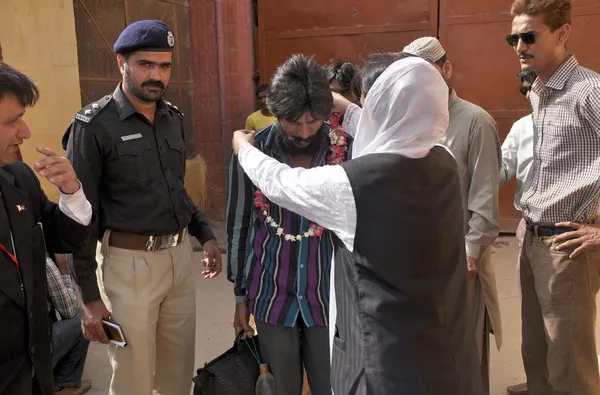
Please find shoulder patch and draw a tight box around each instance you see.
[165,100,184,119]
[74,95,112,123]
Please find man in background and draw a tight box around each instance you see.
[500,70,536,395]
[47,254,91,395]
[245,84,276,131]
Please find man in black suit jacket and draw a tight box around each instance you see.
[0,62,94,394]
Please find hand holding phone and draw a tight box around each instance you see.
[102,319,127,347]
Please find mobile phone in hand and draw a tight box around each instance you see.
[102,319,127,347]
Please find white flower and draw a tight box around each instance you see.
[285,234,295,241]
[266,216,272,222]
[270,222,278,228]
[307,228,314,237]
[263,210,268,216]
[304,232,310,237]
[277,228,284,236]
[296,235,303,241]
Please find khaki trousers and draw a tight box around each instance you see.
[97,230,196,395]
[520,228,600,395]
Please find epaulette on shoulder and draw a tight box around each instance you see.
[74,95,112,123]
[165,100,184,119]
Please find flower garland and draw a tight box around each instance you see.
[253,114,349,241]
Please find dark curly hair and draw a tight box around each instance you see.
[268,54,332,122]
[326,60,358,97]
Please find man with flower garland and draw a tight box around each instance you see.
[226,54,351,395]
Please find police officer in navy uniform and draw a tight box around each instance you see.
[63,20,221,395]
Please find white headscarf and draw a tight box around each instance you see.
[351,56,449,159]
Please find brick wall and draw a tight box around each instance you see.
[190,0,255,220]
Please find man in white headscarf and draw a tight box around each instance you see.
[231,55,482,395]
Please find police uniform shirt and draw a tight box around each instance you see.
[65,84,215,302]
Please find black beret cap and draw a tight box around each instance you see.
[113,20,175,55]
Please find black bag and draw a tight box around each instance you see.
[193,332,261,395]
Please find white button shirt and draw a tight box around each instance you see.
[500,114,533,210]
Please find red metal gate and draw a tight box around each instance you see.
[257,1,438,82]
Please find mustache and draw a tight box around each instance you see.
[518,52,534,59]
[286,134,320,145]
[142,80,165,89]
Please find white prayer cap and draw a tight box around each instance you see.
[403,37,446,63]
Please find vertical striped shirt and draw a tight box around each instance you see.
[520,55,600,225]
[227,122,350,327]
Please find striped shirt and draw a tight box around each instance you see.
[519,55,600,225]
[227,122,349,327]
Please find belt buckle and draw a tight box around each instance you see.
[149,230,186,252]
[158,234,178,250]
[164,234,176,249]
[146,236,157,252]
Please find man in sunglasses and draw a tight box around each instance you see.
[403,36,502,395]
[508,1,600,394]
[499,70,536,395]
[227,54,351,395]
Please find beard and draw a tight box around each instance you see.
[275,122,326,156]
[124,67,166,103]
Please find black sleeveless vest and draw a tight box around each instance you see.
[331,146,481,395]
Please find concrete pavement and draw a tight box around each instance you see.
[80,234,600,394]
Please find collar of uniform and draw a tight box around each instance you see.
[533,54,578,93]
[112,84,169,121]
[0,167,15,185]
[112,84,137,121]
[156,99,169,116]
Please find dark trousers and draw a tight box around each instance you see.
[256,320,330,395]
[4,364,43,395]
[51,311,89,388]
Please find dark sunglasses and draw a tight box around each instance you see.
[519,85,532,96]
[505,28,549,47]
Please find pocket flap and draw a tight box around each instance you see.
[166,134,185,153]
[116,138,152,156]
